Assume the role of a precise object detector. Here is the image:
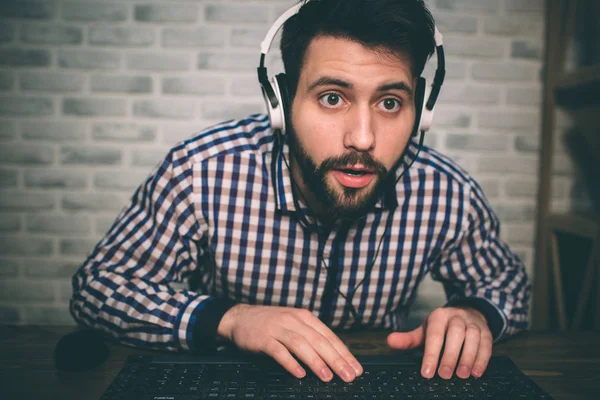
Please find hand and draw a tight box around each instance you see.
[386,307,492,380]
[217,304,363,382]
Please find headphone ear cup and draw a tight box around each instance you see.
[265,76,285,133]
[275,73,290,135]
[412,77,427,137]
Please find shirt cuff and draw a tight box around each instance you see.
[190,297,238,354]
[445,296,507,342]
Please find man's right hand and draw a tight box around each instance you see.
[217,304,363,382]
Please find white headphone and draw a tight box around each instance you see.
[257,1,446,137]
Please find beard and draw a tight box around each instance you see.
[286,125,392,221]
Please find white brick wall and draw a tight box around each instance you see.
[0,0,578,327]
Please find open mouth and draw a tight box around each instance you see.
[332,165,376,189]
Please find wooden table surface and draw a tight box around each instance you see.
[1,325,599,400]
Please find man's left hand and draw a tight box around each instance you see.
[386,307,493,380]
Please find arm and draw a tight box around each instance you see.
[69,145,222,352]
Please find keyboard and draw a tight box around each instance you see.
[99,354,553,400]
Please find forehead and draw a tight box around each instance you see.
[300,35,414,85]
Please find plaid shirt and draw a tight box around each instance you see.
[70,114,530,352]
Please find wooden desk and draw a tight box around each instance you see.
[1,326,598,400]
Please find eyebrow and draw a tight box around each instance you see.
[307,76,413,98]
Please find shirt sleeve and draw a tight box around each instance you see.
[430,178,532,342]
[69,144,228,352]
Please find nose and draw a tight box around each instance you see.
[343,104,375,153]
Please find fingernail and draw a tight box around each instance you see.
[421,364,434,378]
[296,367,306,378]
[320,368,332,381]
[439,366,452,379]
[351,362,363,376]
[341,367,354,382]
[472,368,483,378]
[457,365,470,378]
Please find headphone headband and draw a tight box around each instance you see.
[258,1,445,135]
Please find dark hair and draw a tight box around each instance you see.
[280,0,436,100]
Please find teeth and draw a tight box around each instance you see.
[345,170,366,176]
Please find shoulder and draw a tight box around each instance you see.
[409,145,475,189]
[170,114,275,166]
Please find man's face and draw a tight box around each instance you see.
[288,36,416,219]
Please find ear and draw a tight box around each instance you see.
[274,73,291,135]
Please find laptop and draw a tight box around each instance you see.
[98,353,553,400]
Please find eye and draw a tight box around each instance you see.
[378,98,402,112]
[319,93,344,108]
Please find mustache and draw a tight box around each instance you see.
[318,152,388,176]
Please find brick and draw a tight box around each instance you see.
[94,171,149,191]
[434,13,478,34]
[230,27,268,47]
[504,179,564,198]
[478,111,538,130]
[0,213,21,232]
[127,53,190,72]
[160,124,200,145]
[484,17,542,37]
[135,4,198,23]
[90,75,153,94]
[511,40,543,60]
[0,169,18,188]
[63,97,126,117]
[476,156,538,174]
[436,0,498,13]
[230,77,262,97]
[423,60,468,81]
[62,2,127,22]
[60,146,121,165]
[438,84,501,105]
[205,4,269,23]
[162,77,225,96]
[0,120,16,140]
[24,169,87,189]
[24,260,81,279]
[444,37,505,59]
[491,203,536,222]
[60,238,99,256]
[162,27,225,48]
[21,24,82,45]
[505,0,543,13]
[0,0,55,19]
[0,49,51,67]
[476,179,500,198]
[58,281,74,301]
[0,144,54,165]
[0,71,15,90]
[92,123,156,143]
[89,26,154,47]
[23,306,75,325]
[446,134,508,151]
[515,135,540,152]
[21,120,86,142]
[0,191,55,211]
[27,214,90,234]
[0,238,53,256]
[0,306,20,323]
[472,62,538,82]
[503,224,535,245]
[133,99,195,119]
[431,109,472,128]
[62,192,127,212]
[131,149,167,167]
[202,102,264,121]
[0,23,15,43]
[506,87,542,106]
[20,71,84,92]
[0,259,20,278]
[0,96,53,116]
[58,49,120,70]
[197,52,257,71]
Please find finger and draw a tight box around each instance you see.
[437,317,466,379]
[279,329,337,382]
[387,325,425,349]
[471,330,493,378]
[287,321,357,383]
[421,314,448,379]
[304,316,364,377]
[456,323,482,379]
[262,339,307,379]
